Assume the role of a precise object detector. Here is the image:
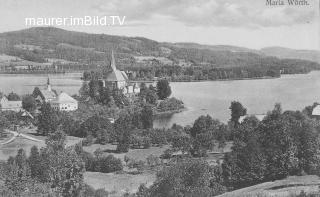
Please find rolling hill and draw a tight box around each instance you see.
[261,47,320,63]
[0,27,319,76]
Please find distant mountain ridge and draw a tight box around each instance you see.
[261,46,320,63]
[171,42,262,54]
[0,27,319,67]
[173,43,319,63]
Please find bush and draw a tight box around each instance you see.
[148,129,168,146]
[97,155,123,173]
[146,154,161,167]
[157,97,184,112]
[82,151,96,171]
[128,160,145,171]
[131,134,151,149]
[82,135,94,146]
[160,149,174,159]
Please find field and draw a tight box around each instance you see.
[84,171,156,196]
[0,127,167,196]
[217,175,320,197]
[0,127,234,196]
[83,143,170,161]
[0,127,82,161]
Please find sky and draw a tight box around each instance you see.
[0,0,319,50]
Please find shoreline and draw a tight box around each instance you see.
[153,107,187,117]
[169,76,279,82]
[0,71,313,83]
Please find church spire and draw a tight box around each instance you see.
[47,76,51,91]
[110,50,117,71]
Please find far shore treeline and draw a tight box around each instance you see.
[1,27,320,81]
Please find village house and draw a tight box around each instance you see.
[101,51,140,95]
[0,96,22,112]
[312,105,320,116]
[50,92,78,111]
[239,114,267,123]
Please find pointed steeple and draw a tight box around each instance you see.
[110,50,117,72]
[47,76,51,91]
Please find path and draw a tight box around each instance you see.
[0,129,43,145]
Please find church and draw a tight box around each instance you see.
[101,51,140,95]
[33,77,78,111]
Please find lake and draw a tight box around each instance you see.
[1,71,320,128]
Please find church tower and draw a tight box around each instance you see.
[47,77,52,91]
[110,50,117,72]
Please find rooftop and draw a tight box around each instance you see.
[51,92,77,104]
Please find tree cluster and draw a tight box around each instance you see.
[222,104,320,190]
[2,131,86,196]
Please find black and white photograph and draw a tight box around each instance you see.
[0,0,319,196]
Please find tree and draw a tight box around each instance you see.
[88,79,100,101]
[98,86,111,105]
[140,85,158,105]
[37,103,59,135]
[7,92,20,101]
[79,82,90,101]
[79,115,114,143]
[190,115,221,156]
[282,111,319,174]
[156,79,172,100]
[257,104,299,181]
[171,131,191,154]
[22,95,37,112]
[112,88,129,107]
[141,105,153,129]
[61,116,80,136]
[229,101,247,126]
[149,159,226,197]
[157,97,184,112]
[42,130,85,196]
[115,113,133,153]
[28,146,42,180]
[97,155,123,173]
[222,135,266,189]
[4,149,31,196]
[0,113,9,132]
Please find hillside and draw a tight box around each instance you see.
[0,27,319,79]
[261,47,320,63]
[172,42,262,54]
[217,175,320,197]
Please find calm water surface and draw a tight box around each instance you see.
[0,73,82,95]
[1,71,320,128]
[154,71,320,128]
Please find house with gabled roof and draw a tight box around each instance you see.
[0,96,22,112]
[50,92,78,111]
[312,105,320,116]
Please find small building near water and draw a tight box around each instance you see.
[50,92,78,111]
[0,96,22,112]
[312,105,320,116]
